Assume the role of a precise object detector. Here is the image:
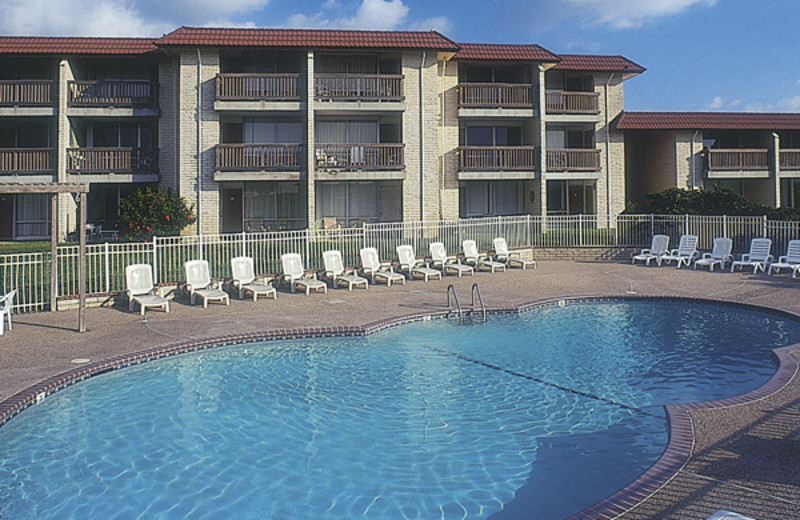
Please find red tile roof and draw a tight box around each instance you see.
[454,43,560,62]
[617,111,800,131]
[554,54,645,73]
[156,27,460,51]
[0,37,158,55]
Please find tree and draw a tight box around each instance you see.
[116,187,195,241]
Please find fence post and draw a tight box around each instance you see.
[650,214,654,238]
[763,215,768,238]
[242,231,247,258]
[723,215,727,238]
[684,214,689,236]
[104,241,110,293]
[305,229,311,269]
[152,236,159,284]
[578,214,583,247]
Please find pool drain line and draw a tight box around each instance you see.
[423,345,662,419]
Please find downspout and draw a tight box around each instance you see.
[690,130,700,189]
[420,51,426,221]
[196,48,202,236]
[604,74,612,217]
[440,56,446,218]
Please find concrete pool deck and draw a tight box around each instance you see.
[1,259,799,519]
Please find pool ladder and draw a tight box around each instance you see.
[446,283,487,323]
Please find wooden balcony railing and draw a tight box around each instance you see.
[216,73,301,102]
[66,147,158,174]
[707,148,769,170]
[0,80,53,106]
[459,83,533,109]
[315,143,404,170]
[780,149,800,170]
[0,148,53,174]
[545,90,600,114]
[216,143,302,171]
[546,149,601,171]
[459,146,537,171]
[315,74,403,102]
[68,80,157,108]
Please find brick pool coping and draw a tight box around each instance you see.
[1,295,798,519]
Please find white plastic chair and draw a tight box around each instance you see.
[359,247,406,287]
[462,240,505,273]
[125,264,170,315]
[396,245,442,281]
[231,256,277,301]
[768,240,800,277]
[693,237,734,272]
[429,242,473,277]
[322,250,368,290]
[184,260,230,307]
[492,237,536,270]
[0,289,16,335]
[731,238,773,274]
[660,234,699,268]
[281,253,328,294]
[632,235,670,266]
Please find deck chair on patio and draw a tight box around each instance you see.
[184,260,230,307]
[396,245,442,281]
[428,242,473,278]
[322,250,368,290]
[0,289,16,335]
[281,253,328,294]
[359,247,406,286]
[230,256,277,301]
[125,264,170,315]
[462,240,506,273]
[659,234,699,268]
[693,237,734,272]
[492,237,536,270]
[731,238,773,274]
[768,240,800,277]
[632,234,670,266]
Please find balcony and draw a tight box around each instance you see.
[215,143,303,181]
[215,74,302,111]
[0,80,54,116]
[706,148,769,178]
[458,146,537,180]
[545,90,600,115]
[315,143,404,180]
[458,83,534,118]
[66,147,158,181]
[780,149,800,172]
[546,149,601,173]
[67,80,158,115]
[314,74,404,107]
[0,148,54,182]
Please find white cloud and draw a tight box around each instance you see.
[706,96,725,110]
[567,0,717,29]
[287,0,412,30]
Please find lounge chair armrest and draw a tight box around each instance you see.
[700,252,712,260]
[778,255,788,263]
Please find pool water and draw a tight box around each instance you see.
[2,300,800,520]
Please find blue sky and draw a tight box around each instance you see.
[3,0,798,112]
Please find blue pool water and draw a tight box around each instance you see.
[2,300,800,520]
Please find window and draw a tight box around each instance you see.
[15,194,50,239]
[546,180,596,215]
[243,119,302,144]
[316,181,401,226]
[459,181,523,217]
[243,181,306,231]
[464,126,522,146]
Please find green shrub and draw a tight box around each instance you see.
[116,187,195,241]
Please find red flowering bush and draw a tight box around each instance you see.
[117,187,194,241]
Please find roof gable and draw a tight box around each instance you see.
[454,43,560,63]
[554,54,645,74]
[617,111,800,131]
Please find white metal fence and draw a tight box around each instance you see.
[3,214,799,313]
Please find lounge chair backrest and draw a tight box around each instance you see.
[396,245,416,265]
[185,260,212,289]
[748,238,772,260]
[0,289,16,312]
[429,242,447,262]
[651,235,670,255]
[281,253,305,279]
[360,247,380,270]
[126,264,155,297]
[323,250,345,275]
[231,256,256,285]
[462,240,478,258]
[676,234,698,254]
[493,237,509,255]
[710,237,733,259]
[784,240,800,261]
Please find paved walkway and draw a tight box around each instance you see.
[2,259,799,519]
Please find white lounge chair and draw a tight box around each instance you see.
[230,256,277,301]
[660,234,699,268]
[492,237,536,270]
[731,238,773,274]
[462,240,506,273]
[429,242,473,278]
[281,253,328,294]
[184,259,230,307]
[768,240,800,277]
[0,289,16,335]
[359,247,406,286]
[693,237,733,272]
[632,234,670,266]
[323,250,368,290]
[396,245,442,281]
[125,264,170,315]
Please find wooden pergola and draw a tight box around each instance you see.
[0,183,90,332]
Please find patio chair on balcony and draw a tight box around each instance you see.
[492,237,537,270]
[767,240,800,277]
[125,264,170,315]
[731,238,774,274]
[693,237,734,272]
[659,234,699,268]
[230,256,277,301]
[0,289,16,335]
[184,260,230,307]
[461,240,506,273]
[428,242,473,278]
[322,250,368,290]
[359,247,406,287]
[281,253,328,294]
[396,245,442,282]
[632,234,670,267]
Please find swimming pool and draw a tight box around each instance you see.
[1,299,800,519]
